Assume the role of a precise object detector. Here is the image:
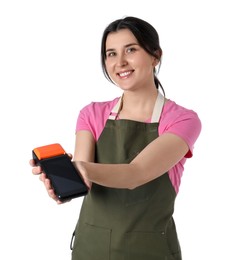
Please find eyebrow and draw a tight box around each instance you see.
[105,43,139,53]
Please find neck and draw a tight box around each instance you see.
[118,88,159,122]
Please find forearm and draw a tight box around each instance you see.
[74,161,141,189]
[74,133,189,190]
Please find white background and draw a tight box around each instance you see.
[1,0,252,259]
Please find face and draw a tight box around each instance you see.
[105,29,158,91]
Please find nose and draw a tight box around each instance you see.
[116,53,128,67]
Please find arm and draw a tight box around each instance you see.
[73,130,95,188]
[74,133,189,190]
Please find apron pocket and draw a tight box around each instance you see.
[72,223,111,260]
[126,231,181,260]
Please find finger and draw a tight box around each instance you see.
[29,159,35,166]
[45,180,59,201]
[32,166,43,175]
[44,178,52,189]
[48,188,57,199]
[39,173,47,182]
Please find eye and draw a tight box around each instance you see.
[106,51,116,58]
[126,47,136,54]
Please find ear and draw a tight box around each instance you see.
[152,58,160,67]
[152,49,162,66]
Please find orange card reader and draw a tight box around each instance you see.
[32,143,88,202]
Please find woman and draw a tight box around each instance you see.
[30,16,201,260]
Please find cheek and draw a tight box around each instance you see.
[136,55,153,67]
[105,61,112,73]
[105,59,113,70]
[105,61,116,79]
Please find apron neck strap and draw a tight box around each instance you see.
[109,91,165,123]
[151,91,165,123]
[108,96,123,120]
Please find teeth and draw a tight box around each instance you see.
[119,71,131,77]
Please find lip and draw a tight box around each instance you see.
[117,70,134,79]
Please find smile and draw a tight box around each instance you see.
[117,70,133,78]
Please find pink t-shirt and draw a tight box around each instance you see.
[76,97,201,193]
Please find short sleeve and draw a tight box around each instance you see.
[75,98,119,141]
[159,101,202,158]
[75,103,97,138]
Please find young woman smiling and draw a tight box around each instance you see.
[30,16,201,260]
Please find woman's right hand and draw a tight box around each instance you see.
[29,159,64,204]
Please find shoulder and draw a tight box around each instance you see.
[159,99,202,158]
[76,97,120,139]
[163,99,198,115]
[161,99,201,125]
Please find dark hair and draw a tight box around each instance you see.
[101,16,165,95]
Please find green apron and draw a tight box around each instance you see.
[72,92,182,260]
